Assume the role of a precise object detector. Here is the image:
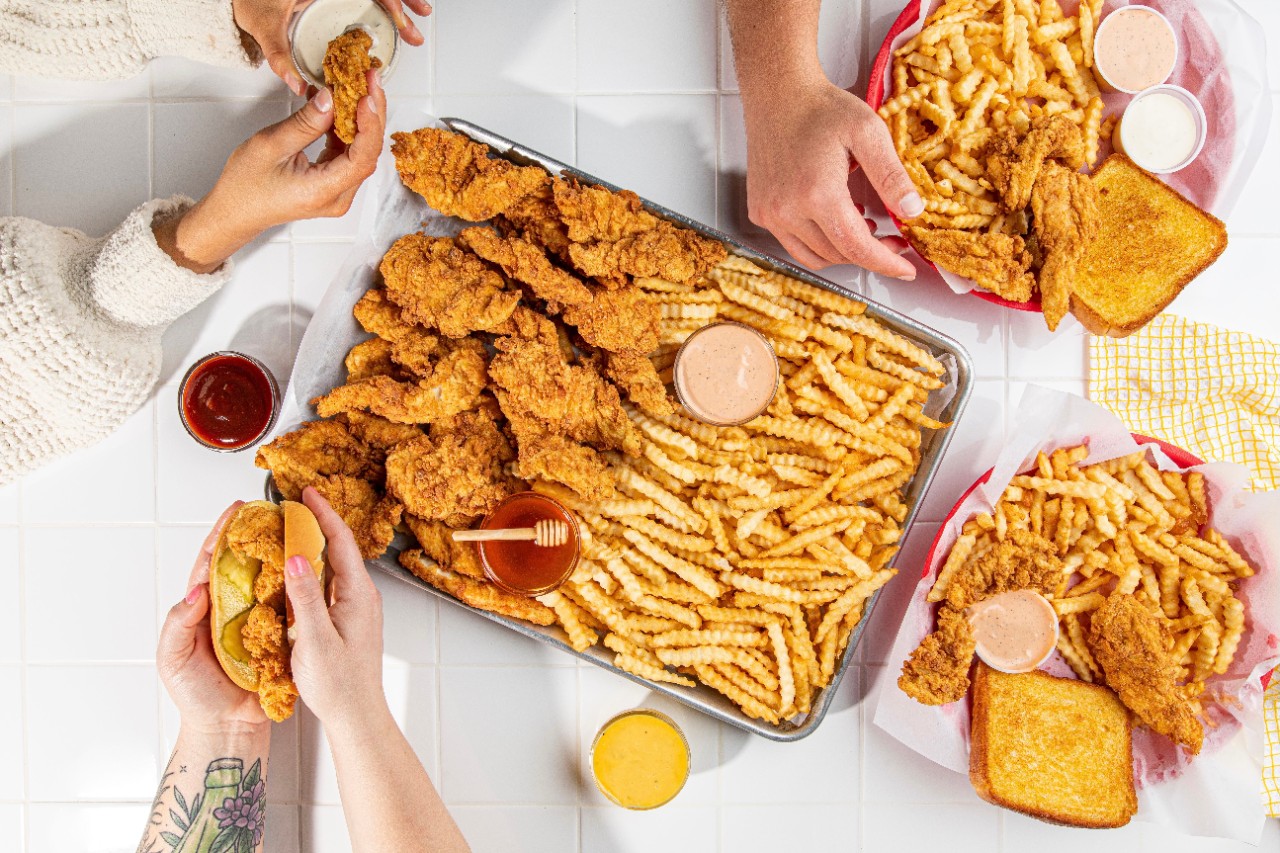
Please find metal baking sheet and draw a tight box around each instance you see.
[270,117,974,741]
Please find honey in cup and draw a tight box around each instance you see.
[591,710,690,810]
[477,492,580,596]
[289,0,400,87]
[673,321,780,427]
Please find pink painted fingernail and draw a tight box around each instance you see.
[312,88,333,113]
[185,584,202,604]
[287,555,312,578]
[899,191,925,219]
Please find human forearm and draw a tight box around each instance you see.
[152,198,258,275]
[726,0,826,104]
[138,723,271,853]
[326,704,470,853]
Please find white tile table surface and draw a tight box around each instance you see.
[1,1,1278,851]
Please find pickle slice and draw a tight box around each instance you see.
[221,608,253,664]
[217,549,261,602]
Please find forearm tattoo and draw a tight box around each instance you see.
[138,755,266,853]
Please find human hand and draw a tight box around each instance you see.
[741,78,922,278]
[233,0,433,95]
[158,502,271,735]
[156,72,386,274]
[285,487,387,731]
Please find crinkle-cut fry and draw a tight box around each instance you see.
[866,346,945,390]
[636,574,714,605]
[928,532,978,603]
[866,383,919,433]
[821,313,945,376]
[643,441,707,485]
[878,82,933,118]
[571,581,641,642]
[627,409,700,459]
[714,254,768,276]
[606,558,702,629]
[718,303,806,341]
[1180,576,1213,619]
[759,519,850,559]
[1052,592,1105,615]
[771,465,824,487]
[1205,529,1254,576]
[792,398,912,462]
[735,508,770,540]
[694,664,781,724]
[762,568,824,583]
[623,529,722,598]
[782,465,846,524]
[654,646,748,667]
[814,569,895,645]
[617,466,706,534]
[1009,475,1105,500]
[595,499,658,519]
[777,276,864,313]
[619,514,713,554]
[653,409,721,446]
[616,653,698,688]
[1083,465,1136,503]
[1065,613,1102,679]
[634,276,693,292]
[712,662,780,712]
[764,452,838,474]
[762,620,796,713]
[624,614,685,634]
[661,302,718,320]
[809,348,872,420]
[537,590,600,652]
[649,629,767,649]
[1214,596,1244,674]
[603,631,662,666]
[712,464,772,498]
[618,545,672,585]
[749,415,862,456]
[1055,629,1094,681]
[791,504,881,531]
[1191,619,1221,682]
[736,557,832,573]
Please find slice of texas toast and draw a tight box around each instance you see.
[970,664,1137,828]
[1070,154,1227,337]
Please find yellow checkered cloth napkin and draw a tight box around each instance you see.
[1089,312,1280,817]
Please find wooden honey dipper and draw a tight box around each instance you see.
[452,519,570,548]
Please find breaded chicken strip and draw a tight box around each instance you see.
[255,419,382,501]
[603,352,676,417]
[310,473,402,559]
[241,604,297,722]
[384,412,519,524]
[898,606,976,705]
[552,178,658,243]
[459,225,593,308]
[225,503,286,610]
[568,223,728,286]
[392,128,550,221]
[313,338,489,424]
[323,29,380,144]
[404,514,485,580]
[336,412,424,456]
[904,227,1035,303]
[344,337,402,382]
[496,184,572,259]
[353,288,416,341]
[399,549,557,626]
[1089,595,1204,754]
[985,116,1086,211]
[1030,161,1100,331]
[381,234,520,337]
[562,287,661,356]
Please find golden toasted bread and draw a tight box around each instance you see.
[1070,155,1227,337]
[970,664,1137,828]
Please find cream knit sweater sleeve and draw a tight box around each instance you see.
[0,0,258,80]
[0,198,232,486]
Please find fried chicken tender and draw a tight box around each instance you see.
[403,514,485,580]
[490,308,641,456]
[313,338,489,424]
[905,227,1035,303]
[311,473,403,559]
[353,288,416,341]
[323,29,380,145]
[568,223,728,285]
[255,419,382,502]
[552,178,659,243]
[603,352,676,417]
[898,606,977,705]
[941,529,1064,610]
[1030,161,1100,331]
[336,412,424,456]
[391,127,550,221]
[399,548,557,626]
[899,531,1063,705]
[562,287,661,356]
[509,430,617,501]
[344,337,402,382]
[985,116,1087,211]
[497,184,572,258]
[385,412,519,523]
[458,225,592,308]
[1089,595,1204,754]
[225,503,287,609]
[241,604,296,722]
[381,234,520,337]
